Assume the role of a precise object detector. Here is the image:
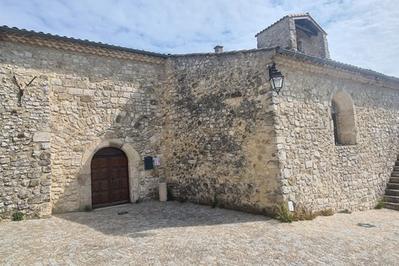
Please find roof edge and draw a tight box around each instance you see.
[255,13,327,37]
[1,25,397,84]
[275,48,399,84]
[292,15,327,35]
[169,47,277,58]
[0,25,168,59]
[255,15,290,37]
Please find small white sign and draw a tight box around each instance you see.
[288,201,294,212]
[153,156,161,166]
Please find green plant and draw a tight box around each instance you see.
[275,203,293,223]
[319,208,334,216]
[177,197,187,203]
[375,199,385,209]
[166,187,174,201]
[293,206,316,221]
[12,211,24,221]
[211,194,218,208]
[338,209,352,214]
[83,205,92,212]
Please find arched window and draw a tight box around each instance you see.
[331,91,356,145]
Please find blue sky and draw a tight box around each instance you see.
[1,0,398,76]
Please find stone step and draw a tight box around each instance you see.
[387,183,399,190]
[385,189,399,196]
[384,195,399,203]
[395,161,399,166]
[389,177,399,183]
[392,172,399,177]
[384,202,399,211]
[393,166,399,171]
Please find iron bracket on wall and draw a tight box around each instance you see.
[12,75,37,106]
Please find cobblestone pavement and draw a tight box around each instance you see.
[0,201,398,265]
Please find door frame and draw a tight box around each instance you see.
[78,139,140,210]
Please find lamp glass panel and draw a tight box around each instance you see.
[273,77,283,89]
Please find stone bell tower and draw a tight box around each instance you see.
[255,13,330,59]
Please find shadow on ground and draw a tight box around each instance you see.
[55,200,272,238]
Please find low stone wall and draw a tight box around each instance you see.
[274,56,399,212]
[162,50,282,214]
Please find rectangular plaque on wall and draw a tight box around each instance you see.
[144,156,154,170]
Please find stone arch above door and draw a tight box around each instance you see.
[78,139,140,210]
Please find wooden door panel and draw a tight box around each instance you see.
[91,147,129,208]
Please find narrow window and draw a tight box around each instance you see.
[331,101,339,144]
[331,91,356,145]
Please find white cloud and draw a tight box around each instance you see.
[0,0,398,76]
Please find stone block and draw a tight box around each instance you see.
[33,132,50,142]
[80,95,92,102]
[68,88,83,95]
[29,179,40,187]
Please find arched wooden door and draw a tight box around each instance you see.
[91,147,129,208]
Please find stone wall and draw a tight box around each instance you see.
[0,62,52,220]
[1,30,399,219]
[162,50,282,214]
[0,41,165,215]
[295,27,327,58]
[256,17,292,50]
[257,17,330,59]
[273,55,399,212]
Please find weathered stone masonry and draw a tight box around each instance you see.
[0,66,52,218]
[0,38,166,217]
[162,50,282,214]
[1,13,399,219]
[273,54,399,211]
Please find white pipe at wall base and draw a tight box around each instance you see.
[159,182,167,202]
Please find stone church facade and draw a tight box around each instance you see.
[0,14,398,219]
